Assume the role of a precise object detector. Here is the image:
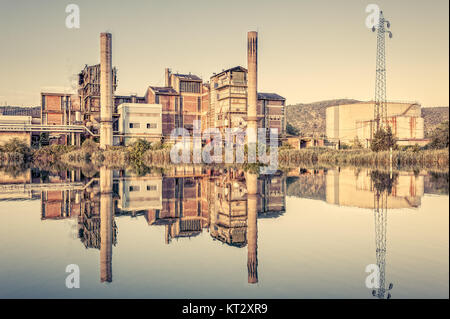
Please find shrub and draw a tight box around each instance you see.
[81,139,99,152]
[427,121,449,149]
[371,126,396,152]
[0,138,32,159]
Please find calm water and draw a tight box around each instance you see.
[0,166,448,299]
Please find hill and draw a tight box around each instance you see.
[285,99,360,136]
[421,107,449,137]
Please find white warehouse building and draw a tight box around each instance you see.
[326,101,428,147]
[116,103,162,145]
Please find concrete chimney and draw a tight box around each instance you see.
[165,68,171,88]
[246,172,258,284]
[100,166,113,283]
[247,31,258,144]
[100,33,113,149]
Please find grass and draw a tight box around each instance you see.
[279,147,449,169]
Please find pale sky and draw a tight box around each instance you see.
[0,0,448,107]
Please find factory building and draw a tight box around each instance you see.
[209,66,286,138]
[41,90,80,126]
[326,101,427,147]
[145,69,205,138]
[116,103,162,145]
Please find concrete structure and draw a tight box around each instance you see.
[116,103,162,145]
[326,101,426,147]
[286,136,325,149]
[247,31,258,145]
[100,33,114,149]
[0,116,32,145]
[99,166,114,282]
[246,172,259,284]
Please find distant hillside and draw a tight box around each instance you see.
[286,100,449,137]
[286,99,360,136]
[422,107,449,137]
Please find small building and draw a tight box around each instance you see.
[286,136,325,149]
[0,115,32,146]
[116,103,162,145]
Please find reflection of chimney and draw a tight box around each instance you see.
[247,31,258,144]
[100,166,113,283]
[100,33,113,149]
[246,172,258,284]
[165,68,171,88]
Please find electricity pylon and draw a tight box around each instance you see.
[372,181,394,299]
[372,10,393,132]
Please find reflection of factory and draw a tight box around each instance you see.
[26,166,286,284]
[325,168,424,209]
[287,168,426,209]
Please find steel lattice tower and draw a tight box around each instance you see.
[372,11,392,132]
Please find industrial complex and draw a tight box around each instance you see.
[0,31,287,148]
[0,26,428,149]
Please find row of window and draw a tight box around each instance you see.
[129,123,158,129]
[129,185,158,192]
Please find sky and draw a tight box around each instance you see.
[0,0,448,107]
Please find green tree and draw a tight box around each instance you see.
[0,138,32,159]
[39,132,49,147]
[428,121,449,149]
[286,122,300,136]
[370,126,396,152]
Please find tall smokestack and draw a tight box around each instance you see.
[246,172,258,284]
[165,68,171,88]
[100,166,113,283]
[100,33,113,149]
[247,31,258,146]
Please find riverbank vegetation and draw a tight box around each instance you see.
[0,128,448,171]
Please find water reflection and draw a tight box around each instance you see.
[0,165,447,293]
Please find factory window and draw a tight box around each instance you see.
[175,97,178,112]
[146,185,157,191]
[180,81,200,93]
[41,95,45,109]
[197,97,201,113]
[129,123,140,128]
[129,186,140,192]
[155,95,160,104]
[147,123,157,129]
[214,82,218,88]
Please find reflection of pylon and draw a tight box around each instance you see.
[372,188,393,299]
